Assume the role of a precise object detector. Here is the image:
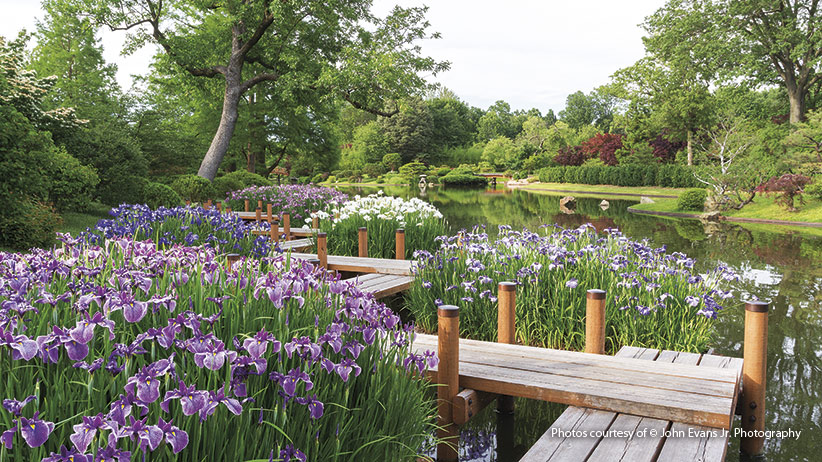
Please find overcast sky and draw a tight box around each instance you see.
[1,0,664,113]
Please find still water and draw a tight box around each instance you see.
[338,184,821,462]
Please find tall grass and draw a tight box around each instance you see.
[0,237,436,461]
[309,192,449,259]
[406,225,738,353]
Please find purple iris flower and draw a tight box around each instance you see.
[2,395,35,416]
[566,278,579,289]
[1,332,39,361]
[69,414,105,453]
[295,394,324,420]
[157,418,189,454]
[278,444,307,462]
[36,335,60,364]
[335,358,362,382]
[161,381,207,416]
[126,417,163,452]
[1,424,17,449]
[108,394,134,426]
[243,329,280,359]
[73,358,104,373]
[123,298,148,323]
[284,336,322,360]
[198,388,242,421]
[20,412,54,447]
[95,446,131,462]
[42,445,91,462]
[194,341,237,371]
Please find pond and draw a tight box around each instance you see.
[337,184,821,462]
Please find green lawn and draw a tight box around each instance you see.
[631,195,822,224]
[58,202,111,237]
[519,182,687,198]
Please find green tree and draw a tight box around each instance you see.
[558,89,615,131]
[647,0,822,123]
[785,109,822,165]
[379,98,434,163]
[349,121,387,167]
[383,152,402,171]
[481,136,521,170]
[85,0,448,180]
[427,93,476,150]
[477,100,518,141]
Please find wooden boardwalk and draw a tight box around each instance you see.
[278,238,313,252]
[342,273,414,299]
[252,227,317,238]
[290,252,413,276]
[520,346,742,462]
[411,335,741,430]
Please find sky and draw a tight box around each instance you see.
[1,0,665,114]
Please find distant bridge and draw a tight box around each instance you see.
[476,172,510,179]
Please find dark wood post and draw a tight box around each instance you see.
[257,199,263,211]
[358,227,368,258]
[395,228,405,260]
[255,207,262,224]
[282,213,291,241]
[216,202,222,212]
[437,305,460,462]
[741,300,769,456]
[225,254,240,272]
[266,203,273,224]
[226,206,232,214]
[244,199,249,212]
[269,220,279,243]
[497,282,516,413]
[312,215,319,230]
[205,199,212,210]
[317,233,327,270]
[585,289,606,355]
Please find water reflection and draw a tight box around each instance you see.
[339,185,821,461]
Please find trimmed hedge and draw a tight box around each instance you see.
[171,174,216,202]
[142,182,183,209]
[537,164,703,188]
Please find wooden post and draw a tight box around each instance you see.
[244,199,249,212]
[226,206,232,214]
[255,207,262,224]
[741,300,769,456]
[312,215,319,230]
[317,233,327,270]
[437,305,460,462]
[395,228,405,260]
[257,200,263,211]
[497,282,516,413]
[282,213,291,241]
[585,289,606,355]
[216,202,222,212]
[358,227,368,258]
[269,220,279,243]
[185,200,191,207]
[205,199,212,210]
[225,254,240,272]
[266,204,273,223]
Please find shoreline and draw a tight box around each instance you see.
[628,206,822,228]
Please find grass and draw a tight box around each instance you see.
[517,182,688,198]
[631,195,822,224]
[57,202,112,237]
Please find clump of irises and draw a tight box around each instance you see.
[79,204,275,257]
[407,224,738,353]
[0,235,436,461]
[226,184,348,223]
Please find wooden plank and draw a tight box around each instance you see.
[252,227,317,237]
[520,347,656,462]
[453,389,497,425]
[279,238,312,252]
[585,350,700,462]
[289,252,413,275]
[369,275,413,298]
[655,354,742,462]
[413,335,739,387]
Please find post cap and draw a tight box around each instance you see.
[438,305,460,318]
[317,232,327,238]
[587,289,606,300]
[498,282,516,291]
[306,258,320,265]
[282,212,289,217]
[359,227,367,231]
[396,228,405,234]
[745,300,770,313]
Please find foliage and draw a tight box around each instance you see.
[581,133,623,166]
[558,89,615,131]
[171,175,217,203]
[677,188,708,211]
[440,169,488,187]
[0,239,436,460]
[406,226,737,352]
[537,164,702,188]
[379,98,433,163]
[225,185,347,223]
[213,171,273,198]
[382,153,402,171]
[46,149,100,212]
[481,136,521,170]
[427,93,476,150]
[649,132,686,163]
[0,199,62,250]
[806,179,822,201]
[310,191,448,259]
[141,182,183,209]
[553,145,588,166]
[398,161,428,180]
[757,174,813,211]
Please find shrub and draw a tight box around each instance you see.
[0,199,62,250]
[553,146,588,166]
[172,174,217,202]
[47,149,100,212]
[311,173,325,184]
[214,171,273,197]
[806,179,822,200]
[212,175,245,198]
[398,161,428,178]
[142,182,183,209]
[362,163,386,178]
[677,188,708,211]
[326,175,337,183]
[382,152,402,171]
[581,133,623,166]
[440,173,488,187]
[757,174,813,211]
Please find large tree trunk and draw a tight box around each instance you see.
[198,84,242,180]
[686,129,694,166]
[787,85,807,124]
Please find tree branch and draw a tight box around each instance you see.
[240,73,280,93]
[341,92,399,117]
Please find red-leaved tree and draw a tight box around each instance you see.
[649,132,686,163]
[581,133,623,166]
[757,174,812,211]
[553,146,588,166]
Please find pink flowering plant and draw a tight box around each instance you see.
[0,235,436,461]
[407,225,738,353]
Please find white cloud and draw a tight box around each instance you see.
[1,0,663,112]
